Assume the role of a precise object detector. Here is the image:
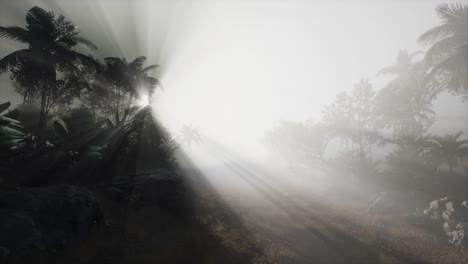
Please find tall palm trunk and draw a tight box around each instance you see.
[115,87,120,125]
[39,80,47,129]
[37,66,55,149]
[36,79,48,149]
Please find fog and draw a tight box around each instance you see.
[1,1,468,263]
[2,0,467,157]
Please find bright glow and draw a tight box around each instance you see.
[135,94,150,107]
[152,1,463,159]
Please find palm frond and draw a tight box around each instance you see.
[0,102,11,114]
[409,50,425,59]
[436,3,468,24]
[130,56,147,68]
[0,26,30,43]
[75,52,100,70]
[142,65,158,72]
[424,46,468,86]
[418,24,451,45]
[424,35,465,65]
[0,49,30,74]
[419,3,468,44]
[69,35,98,50]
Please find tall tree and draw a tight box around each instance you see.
[0,6,97,134]
[323,79,381,158]
[376,51,438,144]
[179,124,202,151]
[101,56,159,125]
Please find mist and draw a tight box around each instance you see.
[0,1,468,263]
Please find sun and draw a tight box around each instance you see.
[136,94,150,107]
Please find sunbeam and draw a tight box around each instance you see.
[1,1,468,263]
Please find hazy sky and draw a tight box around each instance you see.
[1,0,467,154]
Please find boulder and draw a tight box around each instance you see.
[107,169,183,204]
[0,185,100,255]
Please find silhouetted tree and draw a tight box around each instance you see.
[419,3,468,95]
[101,56,159,125]
[0,6,97,141]
[179,124,202,151]
[378,50,423,75]
[376,51,438,145]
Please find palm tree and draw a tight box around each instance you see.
[378,50,423,76]
[418,3,468,92]
[427,131,468,174]
[0,7,97,133]
[103,56,160,124]
[179,124,202,151]
[376,51,439,143]
[123,56,160,95]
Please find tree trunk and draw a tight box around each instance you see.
[36,79,48,149]
[39,81,47,129]
[418,112,424,155]
[115,89,120,125]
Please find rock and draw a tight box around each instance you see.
[107,169,183,205]
[0,246,9,261]
[0,185,100,255]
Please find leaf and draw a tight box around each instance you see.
[0,138,24,149]
[0,134,24,141]
[130,56,147,68]
[0,126,24,137]
[142,65,158,72]
[0,26,30,43]
[69,35,98,50]
[0,102,11,114]
[0,115,21,126]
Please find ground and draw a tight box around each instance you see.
[4,164,468,264]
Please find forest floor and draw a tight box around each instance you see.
[6,162,468,264]
[184,165,468,264]
[4,113,467,263]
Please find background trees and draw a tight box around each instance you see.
[323,79,380,160]
[85,56,159,125]
[264,120,328,170]
[376,51,438,142]
[265,3,468,190]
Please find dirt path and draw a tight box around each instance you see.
[179,142,468,264]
